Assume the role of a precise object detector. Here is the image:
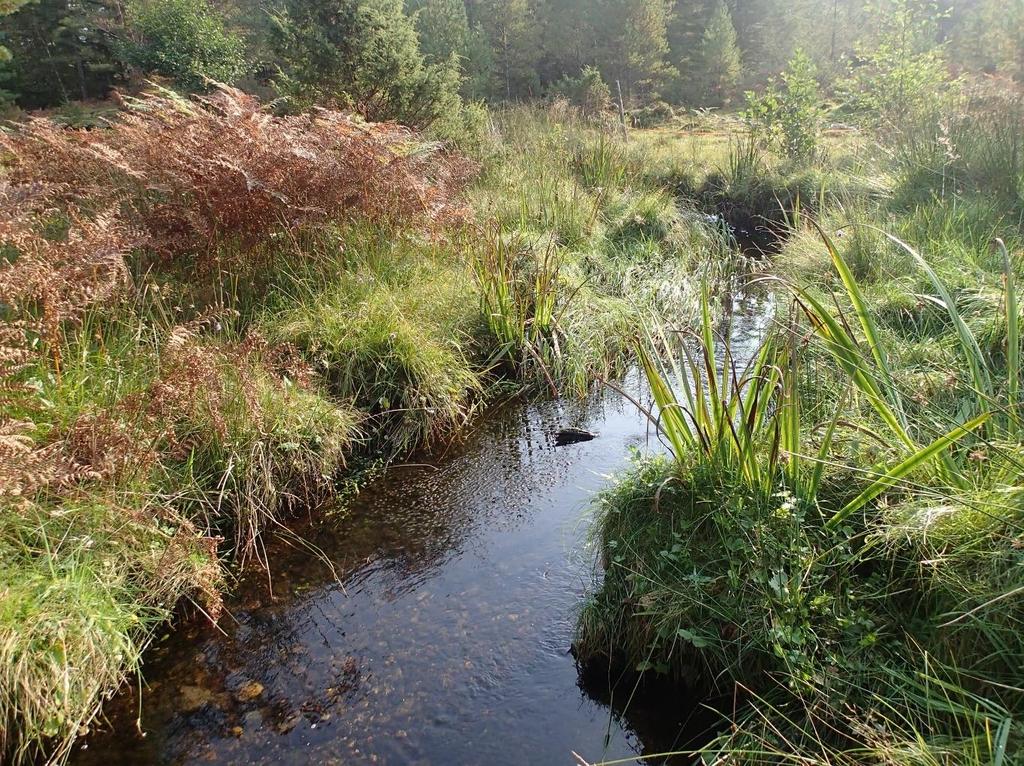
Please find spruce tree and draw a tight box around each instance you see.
[271,0,463,129]
[698,0,741,104]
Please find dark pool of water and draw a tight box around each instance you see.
[72,293,773,766]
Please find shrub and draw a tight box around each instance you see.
[629,100,674,129]
[745,50,822,161]
[0,86,475,269]
[123,0,248,90]
[838,0,955,135]
[549,66,612,117]
[270,0,464,131]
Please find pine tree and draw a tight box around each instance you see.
[271,0,463,128]
[620,0,675,100]
[0,0,31,62]
[468,0,540,99]
[406,0,469,64]
[698,0,741,104]
[2,0,123,106]
[538,0,596,84]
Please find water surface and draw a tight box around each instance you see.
[74,292,773,766]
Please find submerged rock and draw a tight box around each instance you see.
[235,681,265,703]
[554,428,597,447]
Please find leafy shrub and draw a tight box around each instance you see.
[838,0,955,134]
[123,0,248,90]
[745,50,822,160]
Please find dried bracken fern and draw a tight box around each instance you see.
[0,83,441,765]
[1,85,474,265]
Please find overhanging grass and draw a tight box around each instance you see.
[0,493,221,765]
[577,182,1024,762]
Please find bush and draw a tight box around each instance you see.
[745,50,822,160]
[1,86,474,272]
[549,66,612,117]
[270,0,465,131]
[838,0,955,135]
[629,100,674,129]
[123,0,248,91]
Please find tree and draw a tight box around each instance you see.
[406,0,469,64]
[698,0,741,104]
[271,0,464,130]
[840,0,953,131]
[946,0,1024,79]
[468,0,540,99]
[618,0,675,101]
[2,0,123,106]
[550,64,611,115]
[123,0,248,91]
[0,0,32,62]
[746,49,823,159]
[538,0,596,84]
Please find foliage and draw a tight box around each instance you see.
[580,178,1024,763]
[0,88,481,761]
[406,0,469,65]
[697,0,742,105]
[1,86,473,270]
[271,0,465,131]
[839,0,955,133]
[123,0,248,91]
[0,0,122,107]
[549,65,611,117]
[746,50,823,160]
[266,227,484,453]
[629,100,674,128]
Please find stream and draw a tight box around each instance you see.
[72,290,774,766]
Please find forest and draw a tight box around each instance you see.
[2,0,1024,764]
[1,0,1022,115]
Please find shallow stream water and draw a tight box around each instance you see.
[72,291,773,766]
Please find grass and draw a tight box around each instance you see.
[576,107,1024,763]
[0,100,741,763]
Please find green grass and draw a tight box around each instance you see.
[577,151,1024,762]
[2,107,742,764]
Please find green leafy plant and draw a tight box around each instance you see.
[124,0,248,90]
[745,50,823,161]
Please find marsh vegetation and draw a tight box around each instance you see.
[1,0,1023,763]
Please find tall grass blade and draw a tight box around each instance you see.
[882,231,994,405]
[813,221,907,431]
[794,288,916,449]
[996,238,1019,431]
[827,413,989,530]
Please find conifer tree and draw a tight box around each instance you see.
[468,0,540,99]
[698,0,741,104]
[406,0,469,64]
[271,0,463,128]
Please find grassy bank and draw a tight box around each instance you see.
[0,92,736,762]
[576,101,1024,762]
